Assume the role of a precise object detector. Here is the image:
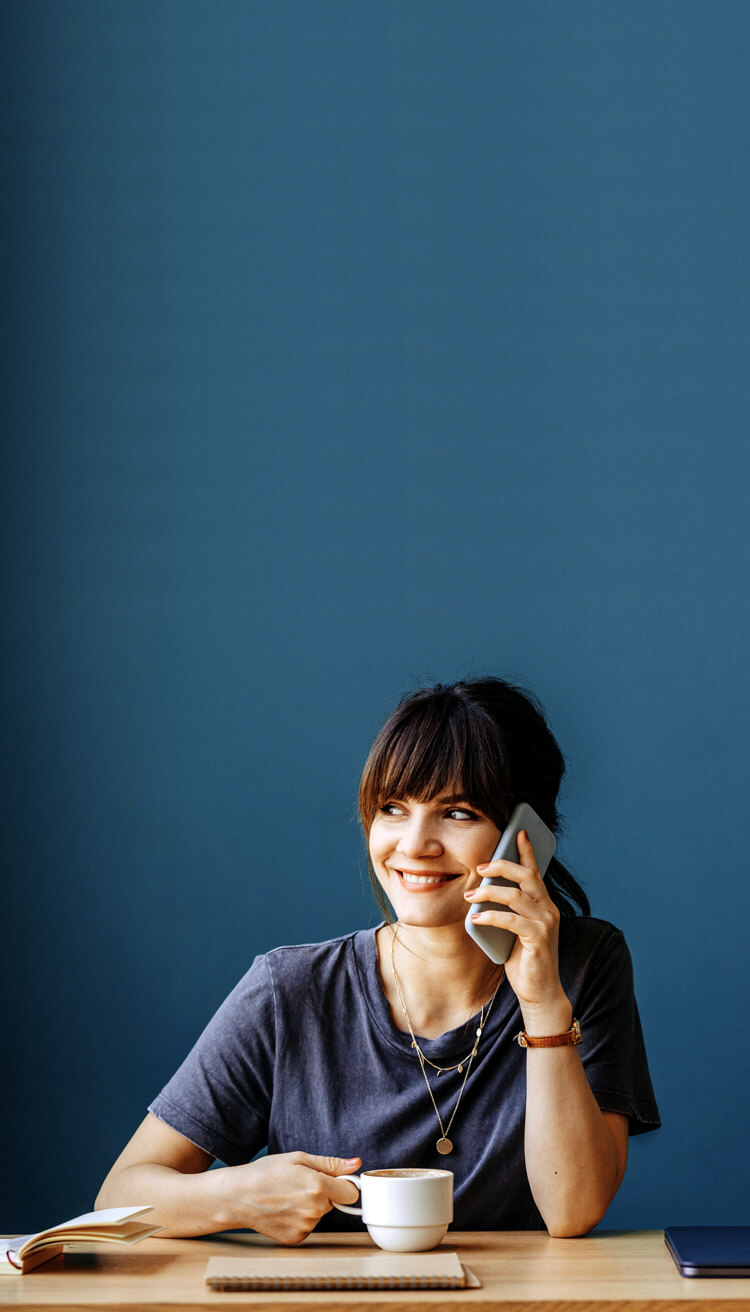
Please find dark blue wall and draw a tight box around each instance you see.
[2,1,748,1233]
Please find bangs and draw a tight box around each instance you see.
[358,692,511,831]
[358,675,589,921]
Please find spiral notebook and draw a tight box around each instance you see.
[204,1251,480,1290]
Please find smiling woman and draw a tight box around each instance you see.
[95,676,660,1244]
[359,679,590,925]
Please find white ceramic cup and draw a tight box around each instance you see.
[332,1168,453,1251]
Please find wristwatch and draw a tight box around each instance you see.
[515,1018,582,1048]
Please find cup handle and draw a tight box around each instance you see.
[331,1174,362,1216]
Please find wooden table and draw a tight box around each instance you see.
[2,1230,750,1311]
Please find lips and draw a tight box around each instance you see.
[395,869,461,890]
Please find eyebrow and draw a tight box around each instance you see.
[384,792,482,810]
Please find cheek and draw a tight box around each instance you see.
[460,827,498,867]
[367,823,388,864]
[368,824,400,876]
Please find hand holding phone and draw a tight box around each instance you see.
[464,802,556,963]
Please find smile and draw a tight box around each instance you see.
[395,870,461,889]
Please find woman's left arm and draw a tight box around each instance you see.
[465,831,629,1237]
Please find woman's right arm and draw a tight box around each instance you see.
[95,1113,361,1244]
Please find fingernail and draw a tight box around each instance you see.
[476,863,488,872]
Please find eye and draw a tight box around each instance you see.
[377,802,480,820]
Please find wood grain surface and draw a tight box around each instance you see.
[2,1229,750,1311]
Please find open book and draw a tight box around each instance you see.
[0,1206,159,1274]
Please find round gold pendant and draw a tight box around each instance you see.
[436,1137,453,1155]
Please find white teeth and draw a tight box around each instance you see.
[400,872,447,886]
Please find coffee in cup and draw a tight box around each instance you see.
[333,1168,453,1251]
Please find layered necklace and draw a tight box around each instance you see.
[389,924,504,1155]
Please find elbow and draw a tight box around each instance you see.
[543,1153,626,1238]
[544,1192,616,1238]
[546,1215,599,1238]
[542,1185,619,1238]
[94,1169,121,1212]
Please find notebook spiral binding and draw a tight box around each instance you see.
[207,1275,462,1290]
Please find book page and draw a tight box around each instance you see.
[1,1206,154,1258]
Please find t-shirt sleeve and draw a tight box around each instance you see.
[561,923,661,1136]
[148,954,276,1165]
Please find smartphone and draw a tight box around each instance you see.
[464,802,557,964]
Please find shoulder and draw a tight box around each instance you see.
[557,916,632,992]
[559,914,626,955]
[213,929,371,1030]
[262,927,370,992]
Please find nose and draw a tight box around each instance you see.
[395,811,444,857]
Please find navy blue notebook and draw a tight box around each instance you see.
[665,1228,750,1277]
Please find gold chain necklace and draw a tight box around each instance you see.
[389,924,504,1155]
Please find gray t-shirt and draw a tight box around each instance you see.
[148,917,660,1230]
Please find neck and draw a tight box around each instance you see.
[379,919,504,1038]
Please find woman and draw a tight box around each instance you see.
[96,676,660,1241]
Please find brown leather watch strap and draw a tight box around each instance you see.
[515,1018,582,1048]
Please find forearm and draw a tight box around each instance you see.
[522,998,621,1236]
[95,1162,245,1238]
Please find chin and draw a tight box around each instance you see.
[393,906,465,929]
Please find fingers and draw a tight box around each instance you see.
[475,833,546,893]
[295,1154,361,1217]
[291,1152,361,1175]
[476,860,540,890]
[465,838,560,936]
[517,828,538,863]
[476,878,557,925]
[467,905,523,929]
[243,1153,364,1247]
[465,882,539,919]
[326,1174,362,1207]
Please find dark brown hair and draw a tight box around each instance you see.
[358,676,590,922]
